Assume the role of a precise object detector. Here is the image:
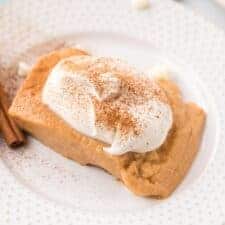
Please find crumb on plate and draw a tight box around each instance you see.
[132,0,150,10]
[18,62,30,77]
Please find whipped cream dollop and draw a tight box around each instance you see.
[42,56,173,155]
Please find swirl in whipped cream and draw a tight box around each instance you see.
[42,56,173,155]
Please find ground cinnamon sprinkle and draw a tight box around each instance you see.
[94,101,140,136]
[61,56,169,136]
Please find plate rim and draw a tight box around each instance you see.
[0,0,225,224]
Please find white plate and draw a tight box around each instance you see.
[0,0,224,224]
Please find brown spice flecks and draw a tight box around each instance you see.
[0,40,69,100]
[61,56,169,136]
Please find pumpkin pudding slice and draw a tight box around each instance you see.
[9,48,206,198]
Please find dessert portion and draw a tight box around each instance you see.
[9,48,206,198]
[42,56,173,155]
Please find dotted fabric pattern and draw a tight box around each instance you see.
[0,0,225,224]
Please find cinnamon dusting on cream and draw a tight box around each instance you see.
[42,56,173,155]
[61,57,169,136]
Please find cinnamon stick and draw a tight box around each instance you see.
[0,84,25,147]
